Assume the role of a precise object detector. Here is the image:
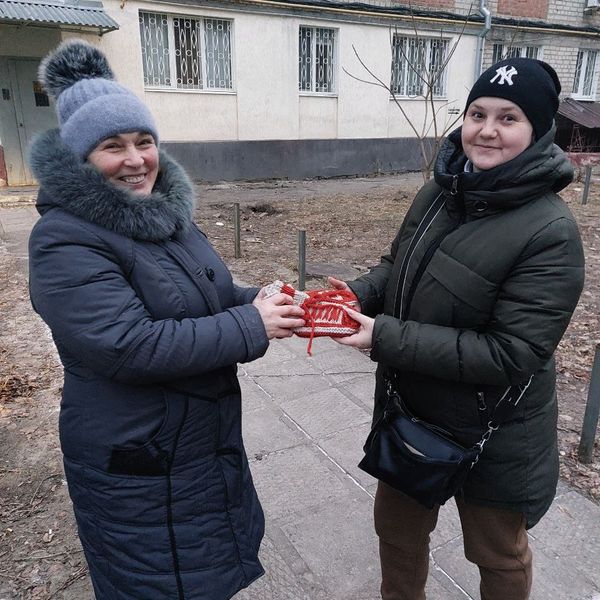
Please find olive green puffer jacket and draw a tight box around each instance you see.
[349,126,585,527]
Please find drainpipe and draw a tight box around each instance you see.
[474,0,492,82]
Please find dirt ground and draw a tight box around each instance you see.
[1,172,599,598]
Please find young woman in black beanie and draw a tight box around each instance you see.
[28,40,305,599]
[331,57,585,599]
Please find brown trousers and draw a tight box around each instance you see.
[374,482,532,600]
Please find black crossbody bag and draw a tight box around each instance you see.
[358,377,533,508]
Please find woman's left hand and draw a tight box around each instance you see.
[333,307,374,350]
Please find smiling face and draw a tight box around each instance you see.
[87,132,159,196]
[461,97,534,171]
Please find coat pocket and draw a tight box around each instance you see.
[106,389,181,477]
[108,441,169,476]
[427,250,498,328]
[217,447,243,507]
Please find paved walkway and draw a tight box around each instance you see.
[1,189,599,600]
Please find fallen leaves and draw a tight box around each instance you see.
[0,373,37,403]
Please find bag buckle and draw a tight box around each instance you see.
[472,420,499,465]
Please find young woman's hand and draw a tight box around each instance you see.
[333,306,374,350]
[328,277,361,312]
[253,293,305,339]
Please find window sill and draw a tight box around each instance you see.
[299,92,338,98]
[389,96,448,101]
[570,94,596,102]
[144,87,236,95]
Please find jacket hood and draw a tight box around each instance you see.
[29,129,195,241]
[434,126,574,216]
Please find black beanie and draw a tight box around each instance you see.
[465,57,561,140]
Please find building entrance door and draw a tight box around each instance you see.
[7,59,57,185]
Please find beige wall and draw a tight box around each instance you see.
[99,0,479,142]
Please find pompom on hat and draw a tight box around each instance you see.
[465,57,561,140]
[39,39,158,160]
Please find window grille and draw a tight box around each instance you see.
[573,50,598,99]
[140,12,171,86]
[139,11,233,91]
[491,44,539,64]
[299,26,337,93]
[391,36,449,98]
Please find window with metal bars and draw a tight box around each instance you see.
[572,50,598,100]
[491,44,539,64]
[299,26,337,94]
[391,36,449,98]
[139,11,232,91]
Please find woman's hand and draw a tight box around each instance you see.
[253,293,305,339]
[253,285,269,302]
[333,307,374,350]
[328,277,361,312]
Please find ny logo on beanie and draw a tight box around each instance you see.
[490,65,518,86]
[465,57,561,139]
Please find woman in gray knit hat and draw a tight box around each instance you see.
[331,57,585,599]
[28,39,304,600]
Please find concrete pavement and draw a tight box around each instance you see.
[234,335,600,600]
[1,192,599,600]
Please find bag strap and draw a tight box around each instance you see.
[393,191,446,320]
[383,374,535,465]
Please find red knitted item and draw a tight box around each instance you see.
[264,280,360,355]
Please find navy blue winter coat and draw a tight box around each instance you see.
[28,130,269,599]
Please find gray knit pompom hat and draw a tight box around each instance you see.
[38,39,158,160]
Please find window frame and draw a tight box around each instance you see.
[491,43,540,64]
[390,34,450,100]
[298,25,339,96]
[138,10,235,93]
[572,49,599,101]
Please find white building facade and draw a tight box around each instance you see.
[1,0,600,184]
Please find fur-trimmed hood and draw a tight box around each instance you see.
[29,129,195,241]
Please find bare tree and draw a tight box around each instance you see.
[343,7,473,182]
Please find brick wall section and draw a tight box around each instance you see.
[549,0,600,28]
[453,0,482,14]
[497,0,548,19]
[542,45,580,97]
[337,0,600,27]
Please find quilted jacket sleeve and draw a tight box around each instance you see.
[232,284,260,306]
[29,217,269,384]
[370,216,585,386]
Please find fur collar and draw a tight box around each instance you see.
[29,129,195,241]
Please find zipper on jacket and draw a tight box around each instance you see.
[394,192,446,318]
[401,211,465,320]
[165,398,189,600]
[477,391,487,412]
[450,174,459,196]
